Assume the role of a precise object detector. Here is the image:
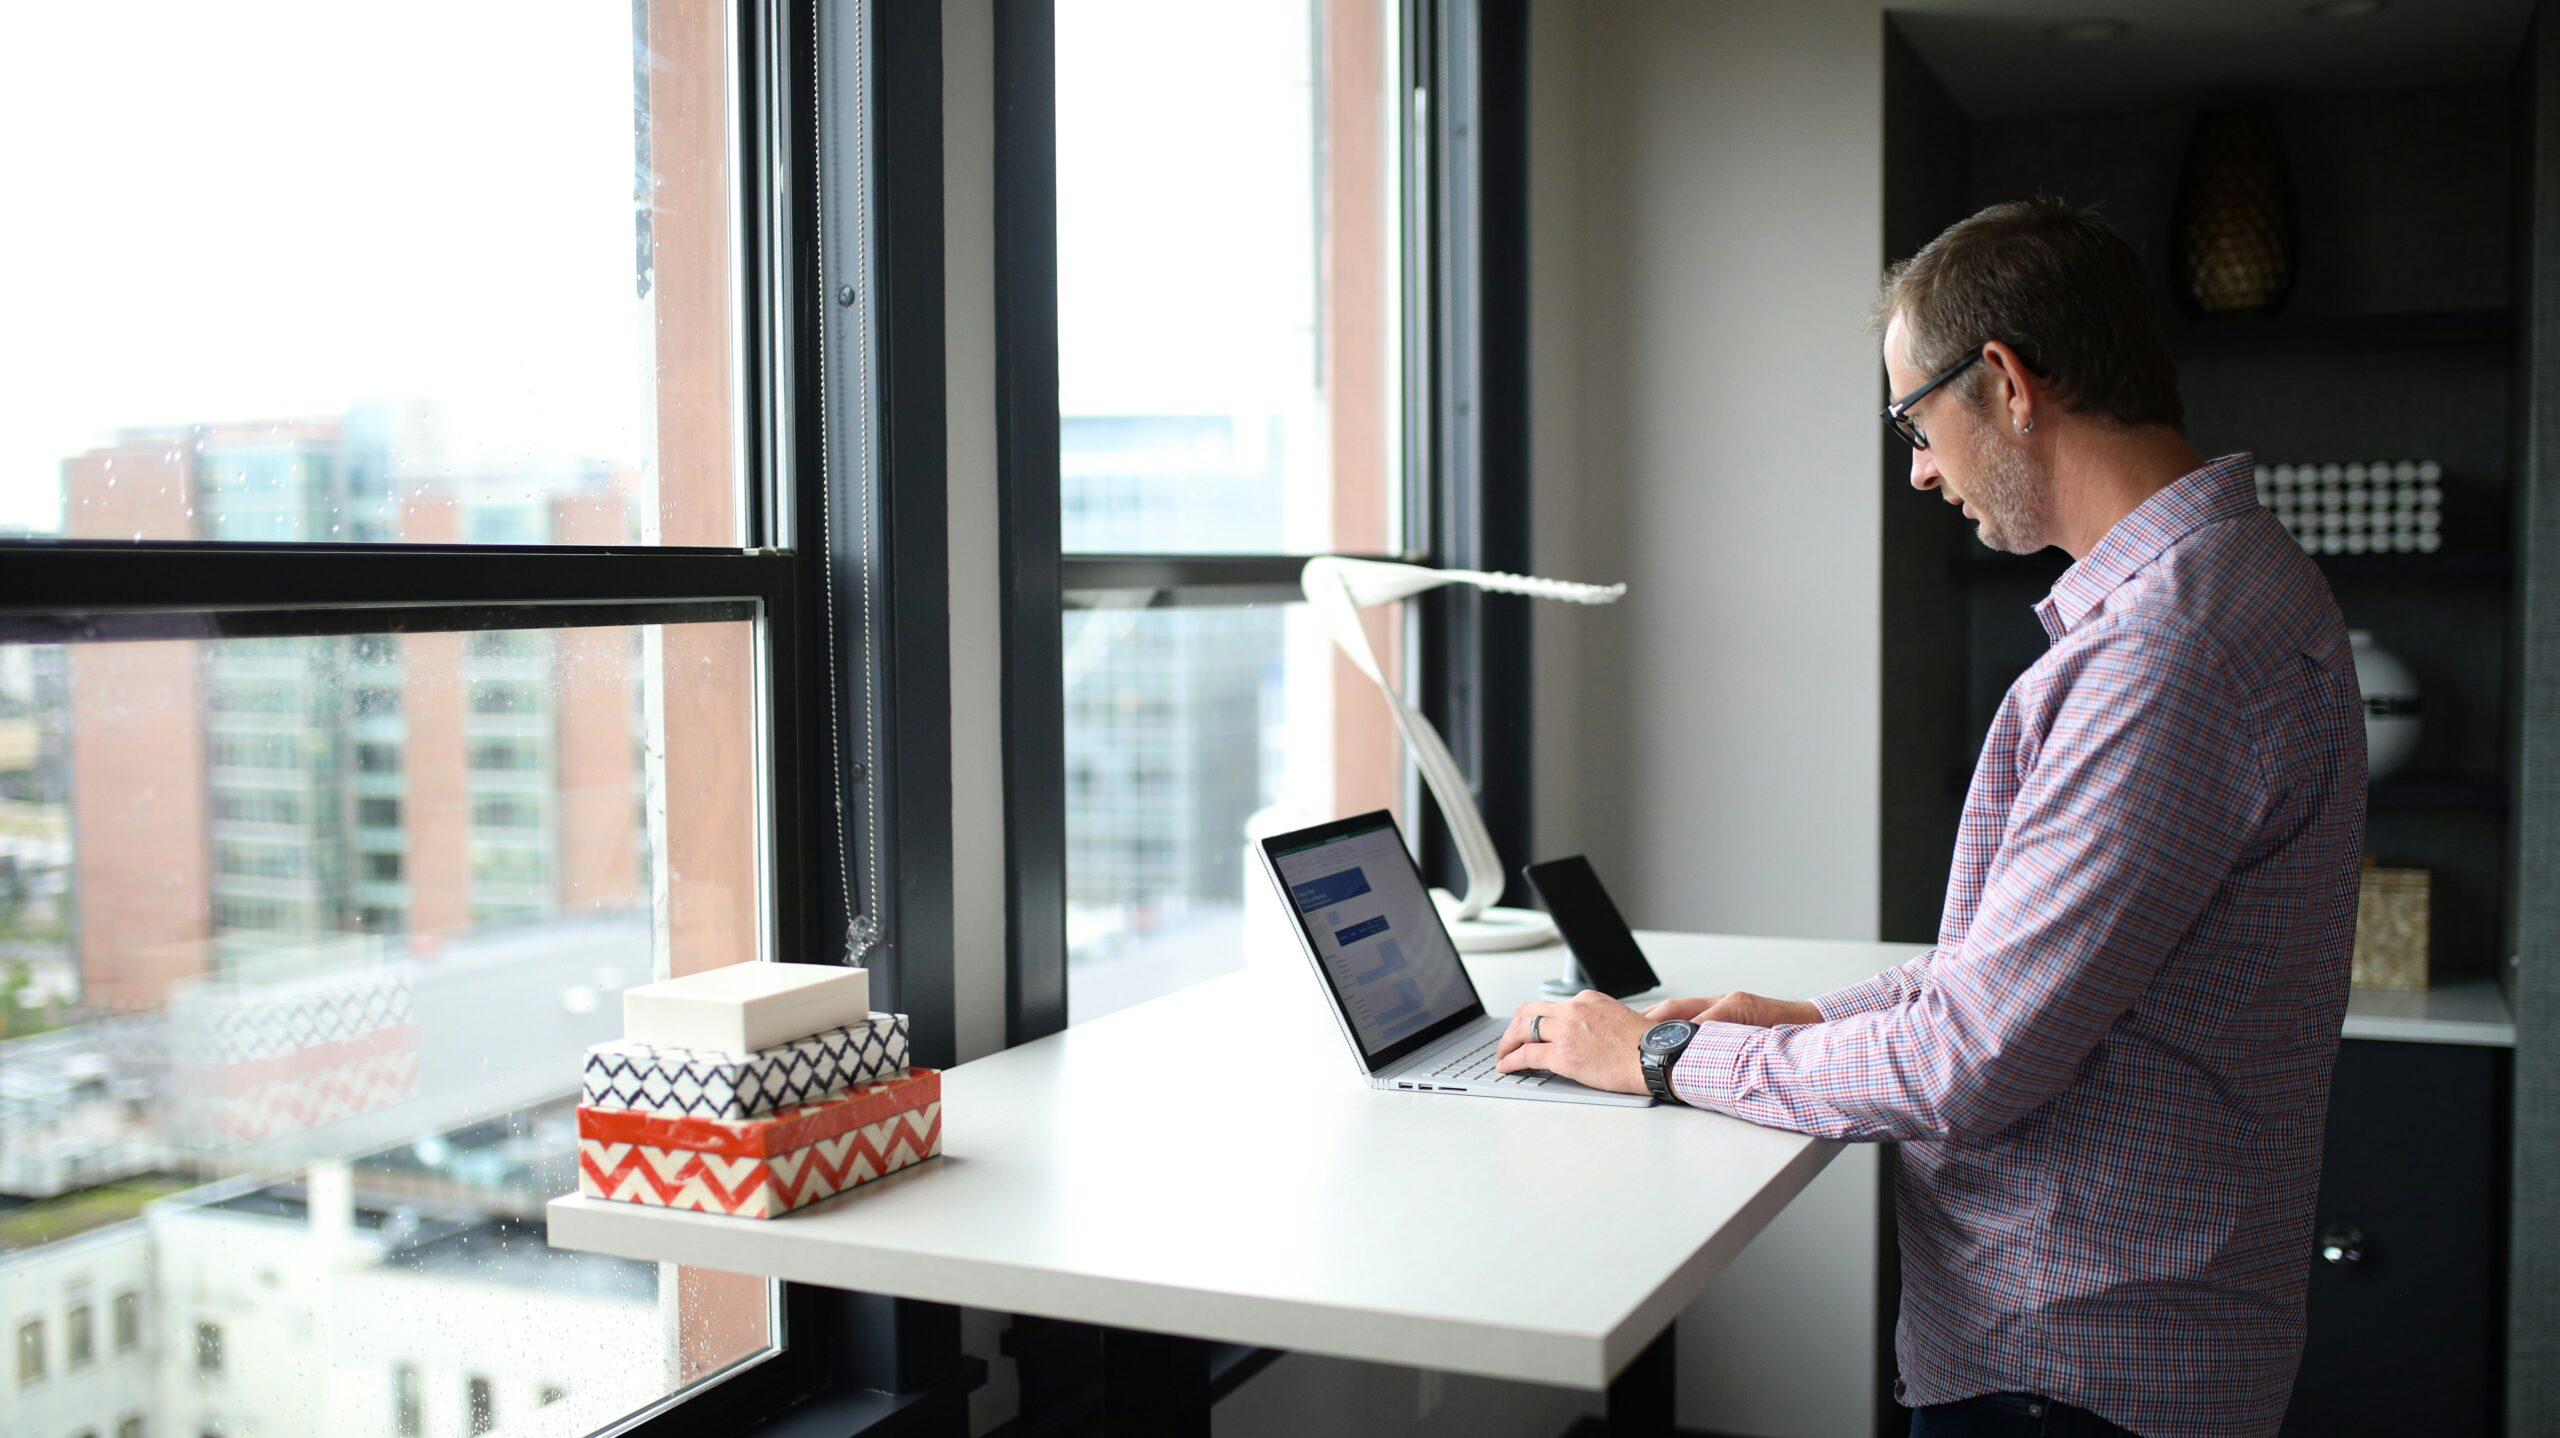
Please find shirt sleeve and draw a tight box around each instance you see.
[1811,949,1934,1020]
[1670,623,2265,1140]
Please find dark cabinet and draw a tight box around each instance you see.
[2283,1039,2507,1437]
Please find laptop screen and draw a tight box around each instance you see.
[1263,812,1485,1071]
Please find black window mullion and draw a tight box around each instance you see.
[0,542,793,616]
[1062,554,1395,611]
[1414,0,1532,891]
[996,0,1069,1051]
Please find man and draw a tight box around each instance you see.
[1495,200,2366,1438]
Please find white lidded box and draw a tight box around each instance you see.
[622,963,870,1055]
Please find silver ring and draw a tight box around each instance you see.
[1530,1014,1545,1043]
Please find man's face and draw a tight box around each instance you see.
[1884,312,2049,555]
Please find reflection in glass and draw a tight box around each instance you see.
[0,620,770,1438]
[1063,603,1403,1022]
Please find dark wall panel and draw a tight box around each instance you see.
[1878,20,1975,948]
[2512,6,2560,1428]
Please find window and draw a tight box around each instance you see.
[471,794,543,829]
[113,1293,139,1353]
[1045,0,1413,1024]
[1000,0,1528,1055]
[66,1304,92,1368]
[469,682,539,717]
[3,3,955,1435]
[467,739,541,773]
[395,1364,424,1438]
[17,1318,41,1385]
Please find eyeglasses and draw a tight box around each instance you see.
[1880,349,1982,451]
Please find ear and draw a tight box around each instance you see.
[1980,339,2040,436]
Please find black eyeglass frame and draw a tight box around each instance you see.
[1881,348,1983,450]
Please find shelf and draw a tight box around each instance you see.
[2369,776,2509,812]
[2168,307,2515,356]
[2341,978,2514,1048]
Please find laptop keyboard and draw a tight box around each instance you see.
[1426,1035,1554,1087]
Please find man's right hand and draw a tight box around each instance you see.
[1641,991,1824,1028]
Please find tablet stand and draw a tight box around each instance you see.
[1541,952,1594,997]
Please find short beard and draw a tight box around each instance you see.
[1962,423,2050,555]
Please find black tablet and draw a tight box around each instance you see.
[1521,855,1661,998]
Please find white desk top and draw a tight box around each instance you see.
[547,931,1909,1390]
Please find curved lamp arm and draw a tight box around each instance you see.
[1302,557,1625,923]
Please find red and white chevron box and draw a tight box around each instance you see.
[577,1068,942,1219]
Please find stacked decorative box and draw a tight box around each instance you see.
[576,964,941,1218]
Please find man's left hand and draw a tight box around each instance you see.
[1493,990,1652,1095]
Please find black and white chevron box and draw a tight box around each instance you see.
[581,1013,912,1121]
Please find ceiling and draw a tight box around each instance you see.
[1890,0,2534,118]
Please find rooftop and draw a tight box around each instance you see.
[0,1172,193,1253]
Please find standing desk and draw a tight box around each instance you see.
[547,932,1910,1435]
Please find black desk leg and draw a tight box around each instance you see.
[1605,1323,1676,1437]
[1099,1327,1214,1438]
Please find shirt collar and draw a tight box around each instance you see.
[2034,452,2259,642]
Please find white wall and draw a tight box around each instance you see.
[945,0,1007,1076]
[1530,0,1884,945]
[1532,4,1891,1437]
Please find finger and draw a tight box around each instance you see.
[1495,1002,1551,1057]
[1495,1041,1555,1074]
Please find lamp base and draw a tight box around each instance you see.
[1432,897,1560,953]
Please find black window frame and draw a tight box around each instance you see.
[0,2,972,1435]
[997,0,1533,1047]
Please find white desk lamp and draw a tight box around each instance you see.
[1301,556,1626,952]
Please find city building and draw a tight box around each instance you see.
[55,415,642,1004]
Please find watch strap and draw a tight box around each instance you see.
[1641,1040,1682,1101]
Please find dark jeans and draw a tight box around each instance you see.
[1909,1391,2138,1438]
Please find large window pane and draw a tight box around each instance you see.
[1056,0,1403,555]
[0,618,770,1438]
[0,3,740,546]
[1064,602,1403,1022]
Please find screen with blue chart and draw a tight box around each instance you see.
[1273,820,1478,1055]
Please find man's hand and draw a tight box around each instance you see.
[1641,991,1823,1028]
[1493,990,1651,1095]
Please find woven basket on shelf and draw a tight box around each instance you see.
[2350,861,2431,991]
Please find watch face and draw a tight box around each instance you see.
[1642,1020,1697,1055]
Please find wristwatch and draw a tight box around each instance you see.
[1638,1019,1699,1102]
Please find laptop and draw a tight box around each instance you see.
[1256,811,1653,1107]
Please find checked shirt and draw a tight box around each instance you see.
[1673,453,2366,1438]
